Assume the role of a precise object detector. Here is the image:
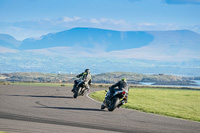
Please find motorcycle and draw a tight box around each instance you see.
[101,89,128,111]
[72,79,88,98]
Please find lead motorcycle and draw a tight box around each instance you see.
[101,89,128,111]
[73,79,88,98]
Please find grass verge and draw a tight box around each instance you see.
[89,88,200,122]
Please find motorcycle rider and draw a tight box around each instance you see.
[71,69,92,92]
[109,78,129,102]
[101,78,129,107]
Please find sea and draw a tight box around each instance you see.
[139,80,200,88]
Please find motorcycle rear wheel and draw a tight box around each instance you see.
[108,98,120,111]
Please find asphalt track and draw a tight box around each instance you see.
[0,85,200,133]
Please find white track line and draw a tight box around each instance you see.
[86,92,102,104]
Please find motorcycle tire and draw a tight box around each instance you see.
[73,91,78,98]
[108,97,120,111]
[73,87,81,98]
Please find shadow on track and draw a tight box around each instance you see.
[34,101,105,112]
[0,111,125,133]
[36,106,104,112]
[6,94,73,99]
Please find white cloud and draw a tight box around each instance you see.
[88,18,128,26]
[63,17,74,22]
[90,18,100,24]
[99,18,108,23]
[139,23,155,26]
[62,16,81,22]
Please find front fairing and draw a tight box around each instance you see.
[77,80,85,88]
[105,90,110,98]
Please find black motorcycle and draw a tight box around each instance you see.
[73,79,88,98]
[101,89,128,111]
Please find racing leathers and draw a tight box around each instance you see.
[71,71,92,92]
[109,80,129,103]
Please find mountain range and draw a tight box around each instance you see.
[0,27,200,76]
[19,28,154,51]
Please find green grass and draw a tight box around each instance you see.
[90,88,200,122]
[9,82,73,87]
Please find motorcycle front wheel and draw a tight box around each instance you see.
[73,86,81,98]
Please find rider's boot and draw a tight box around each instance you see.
[85,87,90,92]
[117,101,125,108]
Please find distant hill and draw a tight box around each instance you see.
[107,29,200,61]
[92,72,196,86]
[19,27,154,51]
[0,72,75,83]
[0,72,197,86]
[0,28,200,76]
[1,27,199,61]
[0,34,21,49]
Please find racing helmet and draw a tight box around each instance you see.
[85,69,90,73]
[121,78,127,82]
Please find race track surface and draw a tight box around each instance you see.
[0,85,200,133]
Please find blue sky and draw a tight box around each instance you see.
[0,0,200,40]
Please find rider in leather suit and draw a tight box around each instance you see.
[101,78,129,108]
[109,78,129,103]
[71,69,92,92]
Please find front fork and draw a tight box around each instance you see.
[72,83,77,92]
[73,81,81,91]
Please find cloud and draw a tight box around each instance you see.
[164,0,200,5]
[89,18,127,26]
[62,17,81,22]
[10,17,128,29]
[90,18,101,24]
